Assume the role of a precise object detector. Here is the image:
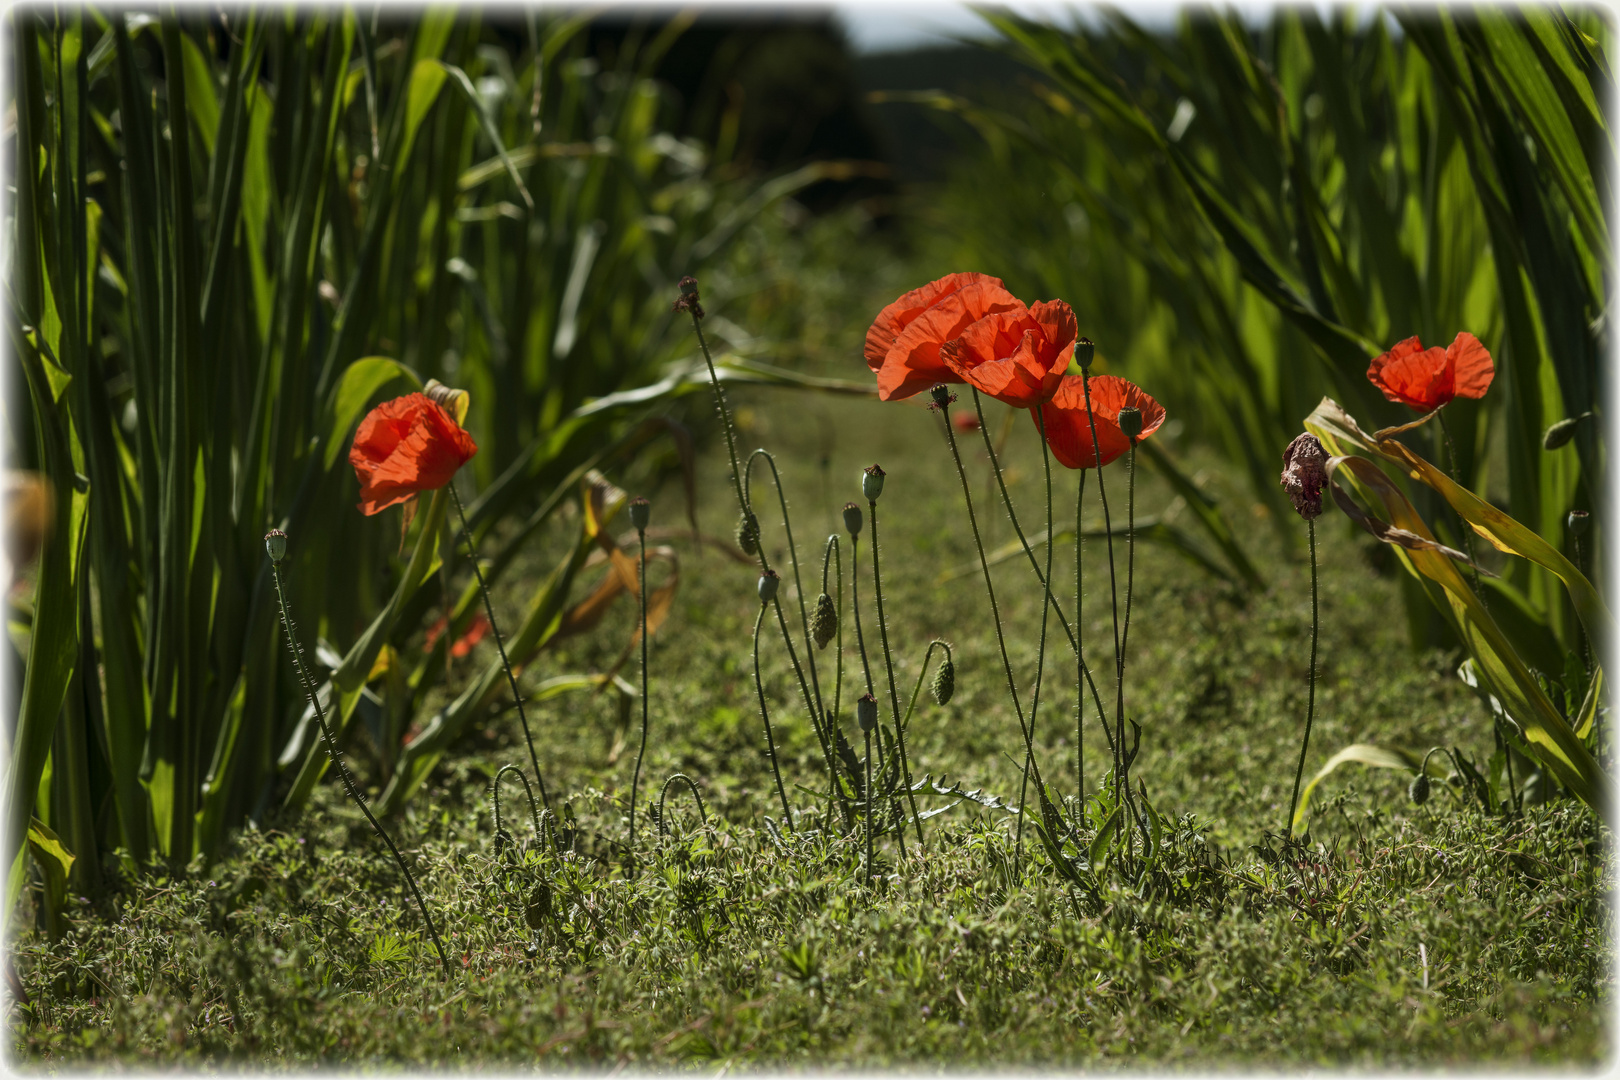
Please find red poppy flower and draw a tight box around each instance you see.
[865,273,1023,401]
[939,300,1078,408]
[1366,332,1494,412]
[423,612,491,658]
[350,393,478,515]
[952,410,981,434]
[1035,374,1165,469]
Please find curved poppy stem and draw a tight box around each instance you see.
[1286,519,1319,836]
[899,640,951,736]
[937,400,1044,856]
[272,562,448,974]
[449,485,550,815]
[868,497,924,849]
[628,526,650,849]
[972,390,1076,652]
[752,602,793,826]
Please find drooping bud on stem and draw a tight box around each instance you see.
[857,693,878,732]
[628,496,650,533]
[863,464,886,502]
[1408,773,1431,805]
[1543,412,1591,450]
[1280,432,1328,521]
[265,529,288,563]
[735,509,761,554]
[812,593,838,649]
[1118,406,1143,440]
[842,501,863,536]
[757,569,780,604]
[930,652,955,706]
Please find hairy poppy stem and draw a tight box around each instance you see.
[449,486,551,815]
[271,560,448,974]
[972,390,1076,651]
[1015,411,1059,861]
[868,498,924,849]
[864,725,875,885]
[1079,373,1124,803]
[1286,519,1319,836]
[687,308,747,517]
[937,402,1044,857]
[628,526,650,849]
[899,640,952,735]
[751,602,793,825]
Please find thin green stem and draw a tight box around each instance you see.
[899,640,951,734]
[1076,468,1086,798]
[938,404,1043,848]
[450,485,550,814]
[850,536,876,697]
[1080,373,1123,801]
[1286,519,1320,836]
[272,563,448,973]
[1119,440,1138,781]
[864,726,875,886]
[688,309,746,515]
[752,603,793,825]
[628,527,650,847]
[1015,411,1058,859]
[868,498,924,849]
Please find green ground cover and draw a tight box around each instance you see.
[12,280,1610,1066]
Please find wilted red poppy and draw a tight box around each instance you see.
[350,393,478,515]
[940,300,1078,408]
[1035,374,1165,469]
[865,273,1023,401]
[1366,332,1493,412]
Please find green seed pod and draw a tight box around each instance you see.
[628,496,650,533]
[525,882,552,930]
[758,570,780,604]
[1408,773,1431,805]
[862,463,886,502]
[1118,406,1143,440]
[264,529,288,563]
[1543,413,1589,450]
[1075,337,1096,372]
[812,593,838,649]
[1568,510,1590,537]
[735,510,761,555]
[842,501,863,536]
[856,693,878,732]
[930,654,955,706]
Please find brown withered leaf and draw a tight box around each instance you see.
[1327,459,1494,577]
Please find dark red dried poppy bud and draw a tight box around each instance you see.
[1280,433,1328,521]
[863,464,886,502]
[628,496,650,532]
[843,502,863,536]
[672,276,705,319]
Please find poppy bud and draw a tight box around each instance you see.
[1118,406,1143,440]
[857,693,878,732]
[758,569,780,604]
[1075,338,1095,372]
[812,593,838,649]
[1543,413,1590,450]
[1408,773,1431,805]
[1280,433,1328,521]
[843,502,863,536]
[1568,510,1590,537]
[265,529,288,564]
[629,496,650,533]
[863,464,886,502]
[930,654,955,706]
[526,882,552,930]
[735,510,761,555]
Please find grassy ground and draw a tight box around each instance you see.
[10,228,1612,1067]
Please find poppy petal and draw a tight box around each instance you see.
[877,281,1023,400]
[1447,331,1494,400]
[864,272,1014,374]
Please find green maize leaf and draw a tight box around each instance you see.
[321,357,425,471]
[439,61,534,211]
[179,30,220,156]
[1316,452,1606,818]
[1574,666,1603,741]
[1308,398,1611,650]
[1292,744,1421,834]
[22,817,75,929]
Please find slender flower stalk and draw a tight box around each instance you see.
[1013,410,1059,857]
[676,277,746,516]
[1116,410,1144,799]
[267,531,448,973]
[1079,366,1124,803]
[752,573,793,825]
[1280,433,1328,835]
[864,465,924,848]
[449,485,550,813]
[857,692,879,884]
[627,497,652,847]
[930,388,1046,848]
[898,640,954,733]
